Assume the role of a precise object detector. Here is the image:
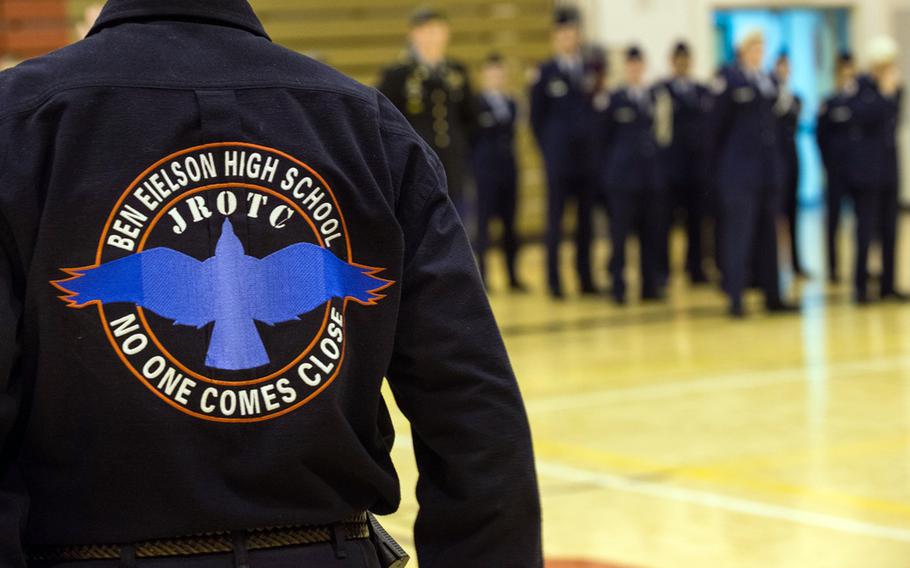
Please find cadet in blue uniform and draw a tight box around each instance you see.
[657,41,713,284]
[846,37,906,303]
[601,46,670,304]
[817,52,858,283]
[471,53,526,292]
[711,31,798,317]
[0,1,542,566]
[377,8,475,219]
[773,53,807,278]
[530,7,602,299]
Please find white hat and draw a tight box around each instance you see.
[867,35,898,67]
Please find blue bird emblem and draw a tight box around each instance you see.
[52,218,392,371]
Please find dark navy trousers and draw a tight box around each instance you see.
[545,168,595,295]
[474,166,520,286]
[853,184,899,300]
[825,173,850,281]
[607,187,662,301]
[719,185,782,308]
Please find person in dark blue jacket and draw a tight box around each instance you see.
[471,53,526,292]
[817,52,858,284]
[602,46,670,304]
[530,7,602,299]
[846,36,906,304]
[711,30,798,317]
[657,41,713,284]
[0,1,542,566]
[773,53,807,278]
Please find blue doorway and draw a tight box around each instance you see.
[713,8,851,208]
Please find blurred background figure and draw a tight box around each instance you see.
[601,46,668,305]
[471,53,526,293]
[530,6,599,300]
[848,35,906,304]
[817,51,858,284]
[712,30,798,317]
[377,7,475,220]
[773,52,807,278]
[658,41,713,285]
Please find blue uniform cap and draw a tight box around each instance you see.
[554,6,581,27]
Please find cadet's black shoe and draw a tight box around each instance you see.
[729,302,746,319]
[690,273,710,285]
[509,281,530,294]
[611,294,627,306]
[641,292,666,303]
[767,300,799,314]
[580,283,602,296]
[549,288,566,301]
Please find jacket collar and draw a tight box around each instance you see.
[88,0,270,40]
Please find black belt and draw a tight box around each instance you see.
[27,512,370,562]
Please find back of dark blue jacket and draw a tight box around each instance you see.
[0,1,541,565]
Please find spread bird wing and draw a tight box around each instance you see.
[252,242,393,326]
[53,248,214,327]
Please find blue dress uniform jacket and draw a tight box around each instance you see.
[710,65,786,310]
[471,93,520,285]
[601,87,666,301]
[530,56,599,295]
[846,75,903,191]
[817,89,856,279]
[0,1,542,566]
[377,56,475,214]
[845,75,904,299]
[711,67,785,200]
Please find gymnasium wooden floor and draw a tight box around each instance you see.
[379,210,910,568]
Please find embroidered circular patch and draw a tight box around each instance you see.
[52,142,392,422]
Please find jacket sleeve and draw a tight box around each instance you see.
[600,94,616,158]
[707,70,733,176]
[457,67,478,140]
[528,67,547,145]
[0,212,27,568]
[380,107,542,566]
[816,101,831,169]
